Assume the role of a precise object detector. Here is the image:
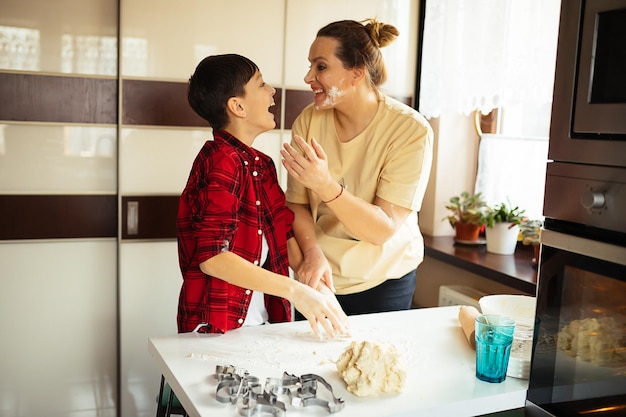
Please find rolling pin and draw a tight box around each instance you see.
[458,305,480,349]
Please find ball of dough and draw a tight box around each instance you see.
[336,340,406,397]
[557,317,624,366]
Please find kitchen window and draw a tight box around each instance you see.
[418,0,561,220]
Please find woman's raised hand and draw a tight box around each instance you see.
[281,136,333,195]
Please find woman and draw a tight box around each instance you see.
[177,54,348,337]
[281,19,433,315]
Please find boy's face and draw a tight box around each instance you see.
[240,70,277,133]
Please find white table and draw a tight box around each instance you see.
[149,306,528,417]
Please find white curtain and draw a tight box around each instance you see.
[418,0,561,119]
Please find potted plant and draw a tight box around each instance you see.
[484,200,525,255]
[519,218,543,265]
[443,191,489,242]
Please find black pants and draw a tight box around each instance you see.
[295,269,416,319]
[336,269,416,316]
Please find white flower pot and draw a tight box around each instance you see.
[486,222,519,255]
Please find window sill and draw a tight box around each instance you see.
[423,235,538,295]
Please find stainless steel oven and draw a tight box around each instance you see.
[525,0,626,415]
[531,150,626,417]
[525,228,626,416]
[527,162,626,416]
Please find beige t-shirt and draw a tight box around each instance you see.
[286,95,434,294]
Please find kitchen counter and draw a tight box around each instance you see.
[423,235,538,295]
[149,306,528,417]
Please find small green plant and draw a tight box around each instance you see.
[485,200,526,228]
[443,191,489,227]
[519,218,542,245]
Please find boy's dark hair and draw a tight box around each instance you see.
[188,54,258,130]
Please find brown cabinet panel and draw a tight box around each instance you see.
[0,195,117,240]
[0,73,117,124]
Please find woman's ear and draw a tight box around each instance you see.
[227,97,246,118]
[351,67,366,85]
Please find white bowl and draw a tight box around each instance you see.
[478,294,536,322]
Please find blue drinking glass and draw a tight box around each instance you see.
[475,314,516,383]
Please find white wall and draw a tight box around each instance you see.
[419,113,482,237]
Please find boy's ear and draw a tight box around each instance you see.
[227,97,246,118]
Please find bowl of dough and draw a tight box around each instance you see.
[479,294,537,380]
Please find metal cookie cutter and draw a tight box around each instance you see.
[215,365,248,380]
[238,390,286,417]
[215,366,261,405]
[266,372,345,414]
[215,366,345,415]
[215,365,287,416]
[265,372,300,398]
[292,374,345,413]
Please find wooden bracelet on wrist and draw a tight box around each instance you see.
[322,183,344,204]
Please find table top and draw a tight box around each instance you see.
[149,306,528,417]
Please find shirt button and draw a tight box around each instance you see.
[245,289,251,295]
[253,260,259,266]
[258,229,262,235]
[253,171,258,176]
[256,200,261,206]
[255,156,259,161]
[238,318,244,324]
[244,161,249,165]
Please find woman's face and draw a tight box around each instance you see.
[304,36,355,110]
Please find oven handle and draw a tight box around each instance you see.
[541,229,626,266]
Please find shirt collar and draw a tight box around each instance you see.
[213,129,267,164]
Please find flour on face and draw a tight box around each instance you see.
[319,79,346,108]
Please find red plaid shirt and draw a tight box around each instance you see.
[177,130,293,333]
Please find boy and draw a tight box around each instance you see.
[177,54,348,338]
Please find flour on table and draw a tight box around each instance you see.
[336,340,406,397]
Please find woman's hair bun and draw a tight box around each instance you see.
[363,18,399,48]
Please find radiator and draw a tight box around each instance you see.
[438,285,486,310]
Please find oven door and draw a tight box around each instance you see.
[526,229,626,416]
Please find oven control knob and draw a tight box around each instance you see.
[581,190,606,209]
